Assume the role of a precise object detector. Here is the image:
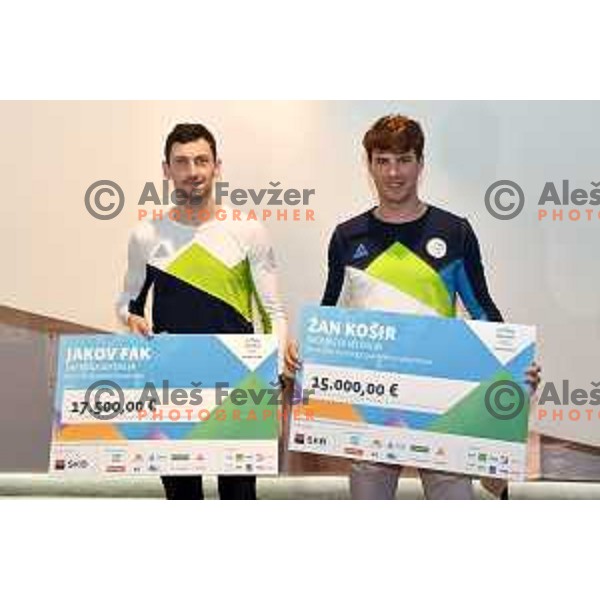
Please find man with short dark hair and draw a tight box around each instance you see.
[286,114,540,499]
[117,123,287,499]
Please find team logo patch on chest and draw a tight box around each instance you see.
[425,237,447,259]
[352,243,370,260]
[153,244,170,259]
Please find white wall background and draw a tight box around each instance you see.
[1,101,598,445]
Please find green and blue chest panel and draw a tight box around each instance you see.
[123,216,273,334]
[321,205,502,322]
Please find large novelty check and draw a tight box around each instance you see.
[49,333,279,476]
[289,306,536,480]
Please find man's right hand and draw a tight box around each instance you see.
[127,314,152,337]
[283,339,301,379]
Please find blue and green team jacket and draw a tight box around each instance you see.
[116,207,288,364]
[321,204,503,322]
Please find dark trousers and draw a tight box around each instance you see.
[161,475,256,500]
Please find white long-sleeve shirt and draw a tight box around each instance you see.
[116,208,288,371]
